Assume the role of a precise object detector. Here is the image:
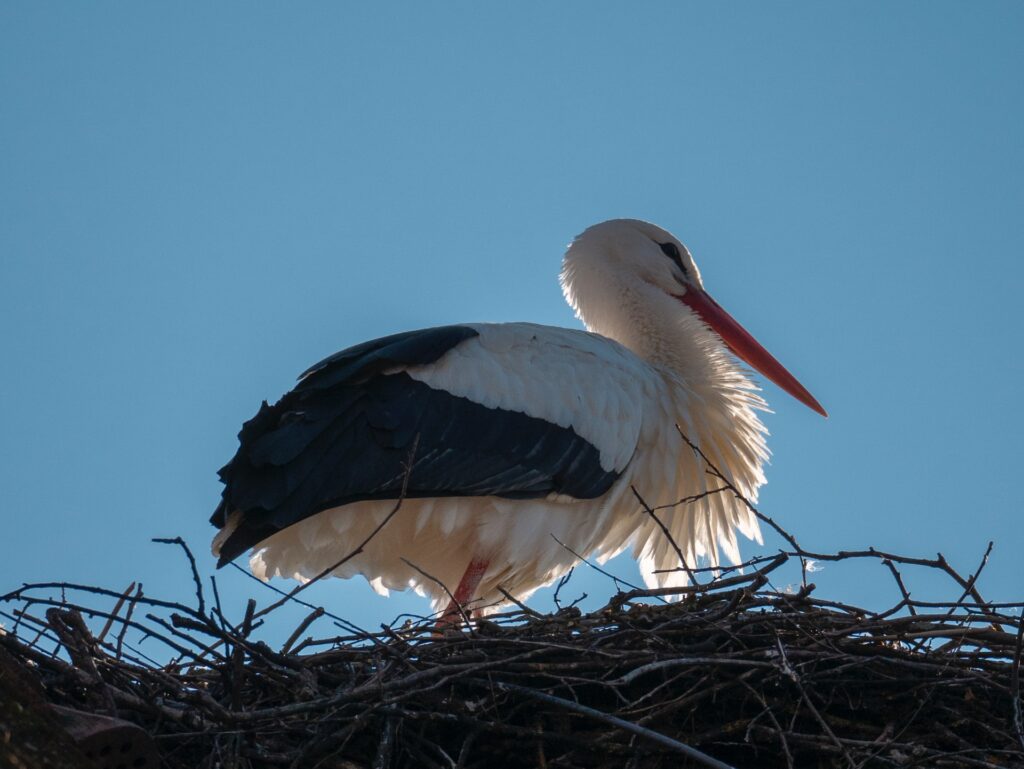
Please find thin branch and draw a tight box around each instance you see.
[96,580,136,642]
[631,485,698,586]
[549,534,654,597]
[152,536,206,616]
[496,587,543,619]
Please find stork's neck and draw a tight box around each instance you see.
[565,267,737,394]
[562,266,769,504]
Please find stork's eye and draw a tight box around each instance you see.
[659,241,688,276]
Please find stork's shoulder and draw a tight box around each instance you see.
[402,322,657,471]
[421,322,654,377]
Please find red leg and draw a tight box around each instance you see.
[436,556,489,628]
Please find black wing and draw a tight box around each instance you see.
[212,325,619,565]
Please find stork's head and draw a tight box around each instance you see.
[562,219,826,417]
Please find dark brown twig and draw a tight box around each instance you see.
[152,537,206,615]
[631,485,699,586]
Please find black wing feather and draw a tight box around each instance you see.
[212,325,619,565]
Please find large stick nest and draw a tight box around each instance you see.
[3,531,1024,769]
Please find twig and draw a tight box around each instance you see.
[881,559,916,617]
[96,580,136,642]
[552,567,575,611]
[631,485,698,586]
[550,534,654,597]
[496,587,543,619]
[610,552,788,609]
[152,537,206,616]
[281,606,325,654]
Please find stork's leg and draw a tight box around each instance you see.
[436,556,489,628]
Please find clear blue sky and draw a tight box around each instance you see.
[2,4,1022,643]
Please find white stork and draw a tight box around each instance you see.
[211,219,825,619]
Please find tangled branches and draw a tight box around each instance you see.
[3,534,1024,769]
[2,431,1022,768]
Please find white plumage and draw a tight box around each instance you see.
[212,219,824,617]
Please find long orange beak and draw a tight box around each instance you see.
[677,288,827,417]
